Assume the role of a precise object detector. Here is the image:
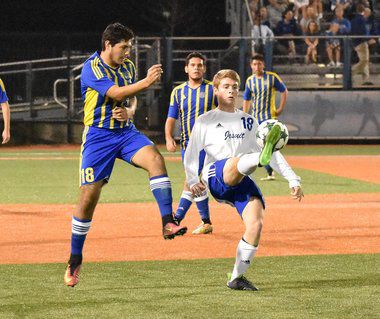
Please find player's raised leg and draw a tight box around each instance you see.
[131,145,187,239]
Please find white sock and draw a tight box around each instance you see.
[230,239,258,281]
[181,190,194,202]
[237,153,260,176]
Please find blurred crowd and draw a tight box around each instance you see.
[249,0,379,71]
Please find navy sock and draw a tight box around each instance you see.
[265,165,273,175]
[174,191,194,221]
[149,174,173,223]
[194,193,211,224]
[70,216,92,257]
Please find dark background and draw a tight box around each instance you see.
[0,0,230,61]
[1,0,229,36]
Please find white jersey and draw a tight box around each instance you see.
[184,108,301,188]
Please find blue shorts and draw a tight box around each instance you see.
[207,158,265,215]
[181,149,206,176]
[80,124,153,186]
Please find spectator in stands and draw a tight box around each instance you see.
[351,4,372,85]
[332,6,352,35]
[364,7,378,53]
[304,20,320,63]
[293,0,309,20]
[300,6,321,33]
[251,16,275,54]
[259,6,271,28]
[331,0,352,12]
[326,22,343,67]
[274,9,302,58]
[267,0,290,27]
[308,0,324,19]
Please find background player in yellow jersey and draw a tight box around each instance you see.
[243,54,288,181]
[64,23,187,287]
[165,52,217,234]
[0,78,11,144]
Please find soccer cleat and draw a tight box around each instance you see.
[227,274,258,291]
[260,173,276,181]
[192,222,213,235]
[163,222,188,240]
[64,263,81,287]
[259,124,281,166]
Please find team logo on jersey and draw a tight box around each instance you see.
[199,92,206,99]
[224,131,245,140]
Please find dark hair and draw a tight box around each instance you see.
[307,20,320,33]
[251,53,264,62]
[101,23,134,51]
[356,3,365,13]
[185,52,206,65]
[282,9,293,18]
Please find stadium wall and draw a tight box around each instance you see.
[5,90,380,145]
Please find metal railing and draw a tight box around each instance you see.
[1,35,379,142]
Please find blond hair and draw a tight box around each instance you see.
[213,69,240,88]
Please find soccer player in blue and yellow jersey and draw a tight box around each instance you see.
[165,52,217,235]
[64,23,187,287]
[243,54,288,181]
[0,78,11,144]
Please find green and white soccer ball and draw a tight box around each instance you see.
[256,119,289,151]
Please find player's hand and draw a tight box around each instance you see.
[145,64,163,86]
[112,107,129,121]
[191,182,206,197]
[166,137,176,152]
[2,130,10,144]
[291,186,304,202]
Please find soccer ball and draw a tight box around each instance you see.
[256,119,289,151]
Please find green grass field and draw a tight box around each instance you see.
[0,145,379,204]
[1,255,379,318]
[0,145,379,318]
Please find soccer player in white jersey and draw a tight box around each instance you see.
[184,69,304,291]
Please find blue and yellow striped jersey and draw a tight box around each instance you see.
[80,52,136,129]
[0,78,9,103]
[243,71,286,124]
[167,80,217,149]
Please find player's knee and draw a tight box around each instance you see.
[247,219,263,236]
[145,150,166,174]
[151,151,165,167]
[223,157,242,186]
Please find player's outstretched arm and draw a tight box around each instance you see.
[106,64,163,101]
[270,151,303,197]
